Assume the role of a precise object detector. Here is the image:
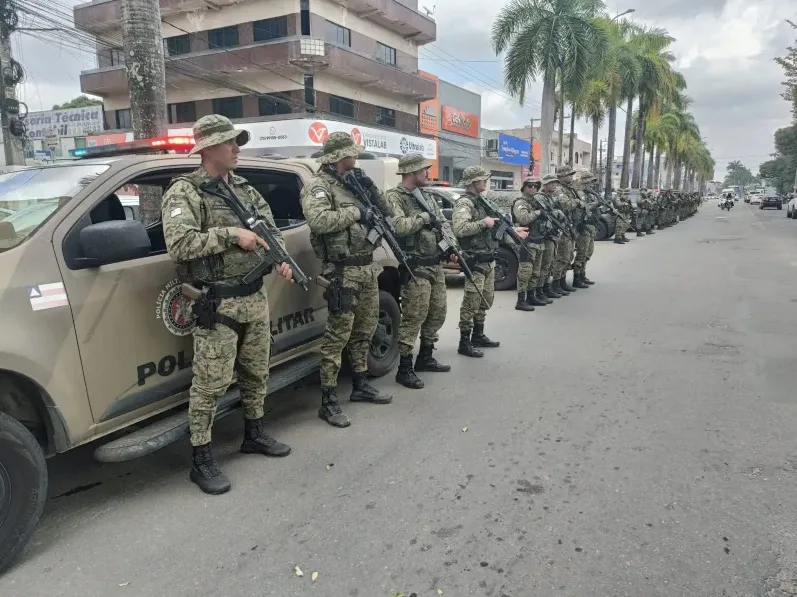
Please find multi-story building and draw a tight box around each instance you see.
[73,0,438,158]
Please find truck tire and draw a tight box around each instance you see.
[367,290,401,377]
[595,219,609,241]
[493,246,518,291]
[0,412,47,574]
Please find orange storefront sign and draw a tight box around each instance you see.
[441,105,479,138]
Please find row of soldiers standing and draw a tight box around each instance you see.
[162,116,701,495]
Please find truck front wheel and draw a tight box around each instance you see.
[367,290,401,377]
[0,412,47,574]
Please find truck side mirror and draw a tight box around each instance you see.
[75,220,152,268]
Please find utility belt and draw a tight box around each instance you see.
[181,277,263,336]
[329,254,373,273]
[400,254,443,285]
[464,251,497,272]
[519,242,541,262]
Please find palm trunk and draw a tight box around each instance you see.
[673,159,682,190]
[646,145,655,188]
[620,96,633,187]
[539,70,556,176]
[604,103,618,199]
[654,146,662,189]
[631,108,645,188]
[557,81,565,167]
[568,105,576,165]
[590,116,599,173]
[664,154,674,189]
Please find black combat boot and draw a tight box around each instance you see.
[319,386,351,428]
[544,282,561,299]
[622,234,631,242]
[471,322,500,348]
[190,443,231,495]
[396,354,424,389]
[552,278,569,296]
[582,270,595,285]
[515,291,535,312]
[241,417,292,457]
[560,275,576,293]
[458,329,484,358]
[415,343,451,373]
[647,227,656,235]
[613,236,624,244]
[537,287,554,304]
[573,272,590,289]
[350,372,393,404]
[526,288,548,307]
[637,230,646,237]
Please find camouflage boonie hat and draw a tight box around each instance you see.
[188,114,249,156]
[317,131,363,165]
[541,174,560,185]
[522,176,542,188]
[459,165,491,186]
[556,165,575,177]
[576,171,597,182]
[396,153,433,174]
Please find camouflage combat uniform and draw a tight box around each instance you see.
[386,154,453,389]
[511,177,548,310]
[536,175,562,300]
[300,132,392,428]
[613,188,631,242]
[552,166,578,294]
[573,172,599,285]
[162,114,291,495]
[635,189,648,237]
[453,166,500,357]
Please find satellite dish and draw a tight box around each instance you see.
[422,4,435,16]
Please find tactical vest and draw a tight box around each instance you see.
[394,188,444,258]
[512,195,547,244]
[308,170,372,262]
[457,193,499,256]
[564,186,586,226]
[168,171,266,285]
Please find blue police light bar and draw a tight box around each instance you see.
[69,136,195,158]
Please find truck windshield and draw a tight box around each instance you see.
[0,164,109,252]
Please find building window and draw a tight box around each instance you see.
[259,93,292,116]
[300,0,309,35]
[375,42,396,66]
[74,137,86,149]
[253,16,288,42]
[116,109,132,129]
[110,48,124,66]
[329,94,354,118]
[166,34,191,56]
[304,74,315,111]
[168,102,197,124]
[212,96,243,119]
[325,20,350,46]
[375,106,395,128]
[208,26,239,49]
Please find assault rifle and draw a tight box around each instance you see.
[410,188,487,308]
[476,192,537,249]
[338,170,418,285]
[584,187,628,225]
[199,177,309,290]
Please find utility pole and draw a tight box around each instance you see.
[0,13,26,166]
[122,0,167,223]
[528,117,537,177]
[598,139,604,193]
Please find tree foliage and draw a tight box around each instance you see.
[774,20,797,119]
[52,95,103,111]
[723,161,757,188]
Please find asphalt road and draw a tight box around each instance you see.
[4,201,797,597]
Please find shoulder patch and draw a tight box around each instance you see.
[314,189,328,199]
[170,207,182,218]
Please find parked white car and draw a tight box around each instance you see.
[749,195,762,205]
[787,196,797,218]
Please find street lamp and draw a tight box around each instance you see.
[612,8,635,20]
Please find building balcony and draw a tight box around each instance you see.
[74,0,435,43]
[79,37,437,101]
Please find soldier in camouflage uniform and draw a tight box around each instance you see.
[300,132,393,429]
[559,166,592,290]
[162,115,295,495]
[538,174,563,300]
[644,189,657,234]
[551,165,578,296]
[635,189,648,237]
[572,171,599,286]
[453,166,528,357]
[385,154,455,389]
[612,188,632,243]
[511,176,549,310]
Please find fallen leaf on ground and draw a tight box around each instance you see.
[312,571,318,582]
[437,590,444,595]
[326,464,334,470]
[119,582,130,587]
[294,565,304,577]
[462,427,468,432]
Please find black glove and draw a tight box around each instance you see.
[353,169,374,190]
[359,206,375,224]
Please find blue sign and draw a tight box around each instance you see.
[497,134,531,165]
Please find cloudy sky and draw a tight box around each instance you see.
[12,0,796,180]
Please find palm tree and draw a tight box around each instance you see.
[629,29,685,188]
[576,78,609,173]
[597,17,641,198]
[492,0,609,176]
[643,110,680,188]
